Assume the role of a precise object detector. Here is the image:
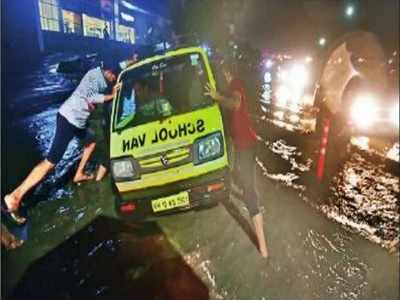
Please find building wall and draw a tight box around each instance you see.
[41,30,135,62]
[1,0,171,75]
[1,0,43,72]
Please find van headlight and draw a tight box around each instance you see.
[194,132,224,165]
[111,157,139,182]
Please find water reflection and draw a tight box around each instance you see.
[256,128,399,251]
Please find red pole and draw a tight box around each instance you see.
[316,118,331,182]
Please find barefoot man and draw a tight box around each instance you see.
[4,65,117,223]
[205,60,268,258]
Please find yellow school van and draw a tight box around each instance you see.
[110,47,229,218]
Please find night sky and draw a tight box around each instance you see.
[172,0,399,53]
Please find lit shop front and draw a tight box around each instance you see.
[62,10,82,35]
[36,0,170,53]
[117,24,135,44]
[82,14,111,39]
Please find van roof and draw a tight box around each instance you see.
[117,47,206,82]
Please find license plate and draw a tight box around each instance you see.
[151,191,190,213]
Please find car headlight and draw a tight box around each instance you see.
[276,63,309,107]
[111,157,139,182]
[194,132,224,165]
[289,64,309,88]
[275,85,291,107]
[350,95,378,129]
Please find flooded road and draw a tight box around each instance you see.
[2,54,399,299]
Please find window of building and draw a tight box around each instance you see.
[82,14,111,39]
[62,10,82,35]
[117,25,135,44]
[39,0,60,32]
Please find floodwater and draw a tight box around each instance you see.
[255,128,399,250]
[2,54,399,300]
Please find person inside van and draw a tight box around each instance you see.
[119,82,136,121]
[205,60,269,258]
[133,78,173,122]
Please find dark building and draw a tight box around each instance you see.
[36,0,171,52]
[2,0,172,72]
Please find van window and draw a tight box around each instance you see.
[115,53,213,129]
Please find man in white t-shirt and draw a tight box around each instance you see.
[4,66,117,224]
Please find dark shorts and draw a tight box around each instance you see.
[47,113,95,164]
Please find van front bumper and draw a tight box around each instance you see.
[113,168,229,219]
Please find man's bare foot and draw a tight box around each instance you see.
[260,245,269,258]
[4,194,19,212]
[388,239,399,254]
[95,165,108,181]
[73,173,94,183]
[1,224,24,250]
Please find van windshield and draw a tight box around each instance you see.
[114,52,213,129]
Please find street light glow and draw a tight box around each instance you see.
[318,37,326,46]
[345,5,355,17]
[265,59,274,69]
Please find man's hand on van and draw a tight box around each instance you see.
[204,83,220,101]
[104,85,119,102]
[204,83,240,111]
[104,93,114,102]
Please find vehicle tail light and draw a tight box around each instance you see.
[207,182,225,193]
[120,202,136,214]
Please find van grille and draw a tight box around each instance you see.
[138,146,193,174]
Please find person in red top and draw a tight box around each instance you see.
[205,61,268,258]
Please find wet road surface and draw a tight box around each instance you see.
[254,124,399,251]
[2,54,399,299]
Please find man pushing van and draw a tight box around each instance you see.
[3,65,118,224]
[205,60,269,258]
